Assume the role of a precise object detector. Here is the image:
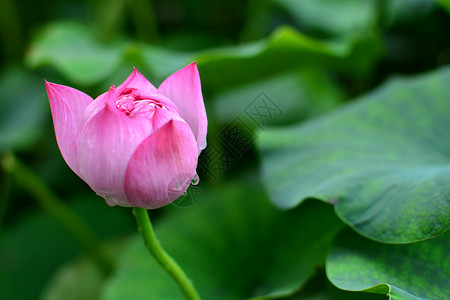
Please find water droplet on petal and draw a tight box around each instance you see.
[168,173,191,199]
[199,140,207,150]
[104,195,119,206]
[191,174,200,185]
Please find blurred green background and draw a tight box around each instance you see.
[1,0,449,299]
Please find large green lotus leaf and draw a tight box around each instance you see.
[101,183,344,300]
[280,268,383,300]
[195,26,382,91]
[273,0,435,35]
[137,26,382,92]
[273,0,375,37]
[258,66,450,243]
[326,229,450,299]
[213,67,343,128]
[25,21,124,86]
[0,67,48,152]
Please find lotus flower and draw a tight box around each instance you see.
[45,63,207,209]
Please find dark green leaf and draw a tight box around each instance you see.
[101,183,344,300]
[326,229,450,299]
[213,68,343,128]
[0,195,134,300]
[273,0,376,37]
[195,26,382,91]
[139,26,383,91]
[281,268,384,300]
[258,67,450,243]
[41,257,105,300]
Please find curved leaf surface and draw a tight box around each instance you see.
[101,184,343,300]
[258,67,450,243]
[326,229,450,299]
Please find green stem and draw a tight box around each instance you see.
[1,153,114,275]
[132,207,201,300]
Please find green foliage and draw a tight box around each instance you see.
[195,26,382,91]
[26,22,125,86]
[101,183,343,299]
[436,0,450,14]
[282,269,384,300]
[258,67,450,243]
[273,0,377,37]
[1,0,450,299]
[327,229,450,299]
[41,256,105,300]
[0,196,134,300]
[212,67,343,128]
[0,67,48,152]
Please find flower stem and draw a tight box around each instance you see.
[1,153,114,275]
[132,207,201,300]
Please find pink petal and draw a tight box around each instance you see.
[117,68,157,95]
[124,119,198,209]
[81,85,116,126]
[76,100,157,207]
[45,81,93,177]
[158,62,208,153]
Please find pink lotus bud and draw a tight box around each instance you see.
[45,63,207,209]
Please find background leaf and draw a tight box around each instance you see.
[326,229,450,299]
[25,22,125,86]
[0,66,48,152]
[258,66,450,243]
[0,195,134,300]
[194,26,382,91]
[101,182,344,300]
[40,256,105,300]
[280,269,383,300]
[212,67,343,128]
[272,0,376,37]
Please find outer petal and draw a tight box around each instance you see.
[81,85,116,126]
[124,119,198,209]
[157,62,207,153]
[45,81,93,177]
[76,99,157,207]
[117,67,157,95]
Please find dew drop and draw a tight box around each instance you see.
[182,191,188,196]
[104,195,119,206]
[191,174,200,185]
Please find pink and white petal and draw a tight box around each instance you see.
[81,85,117,126]
[116,68,157,95]
[124,119,198,209]
[45,82,93,131]
[76,103,154,207]
[148,105,185,131]
[157,62,207,153]
[45,82,93,177]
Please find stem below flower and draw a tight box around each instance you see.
[1,153,114,275]
[132,207,201,300]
